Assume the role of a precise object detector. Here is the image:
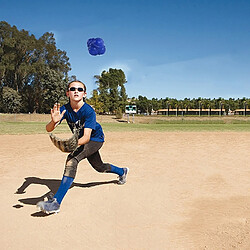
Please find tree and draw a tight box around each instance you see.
[0,21,37,91]
[0,21,71,113]
[151,98,160,112]
[136,95,149,114]
[36,32,71,76]
[119,83,127,111]
[94,68,127,114]
[38,67,68,113]
[88,89,103,113]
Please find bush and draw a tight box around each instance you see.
[1,87,22,113]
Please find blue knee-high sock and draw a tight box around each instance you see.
[54,176,74,204]
[109,164,124,176]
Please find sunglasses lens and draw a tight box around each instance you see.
[69,87,84,92]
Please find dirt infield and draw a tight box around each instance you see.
[1,131,250,249]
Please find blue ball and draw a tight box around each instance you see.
[87,38,106,56]
[87,38,95,47]
[98,46,106,55]
[88,46,98,56]
[94,38,104,46]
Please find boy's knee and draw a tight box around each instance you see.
[64,158,78,178]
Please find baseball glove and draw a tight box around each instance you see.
[49,129,79,153]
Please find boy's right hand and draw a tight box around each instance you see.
[51,103,66,124]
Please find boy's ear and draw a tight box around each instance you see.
[66,91,70,97]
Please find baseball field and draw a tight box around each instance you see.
[1,114,250,249]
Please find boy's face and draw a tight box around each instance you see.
[67,82,86,102]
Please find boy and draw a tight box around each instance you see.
[37,80,129,214]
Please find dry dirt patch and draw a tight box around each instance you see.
[0,131,250,249]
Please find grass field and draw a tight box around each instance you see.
[0,119,250,134]
[0,113,249,134]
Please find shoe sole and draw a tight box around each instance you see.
[37,204,60,214]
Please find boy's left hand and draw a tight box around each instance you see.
[51,103,66,124]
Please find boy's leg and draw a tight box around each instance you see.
[37,142,104,213]
[36,176,74,214]
[51,148,83,206]
[53,176,74,204]
[37,147,84,213]
[37,141,128,213]
[87,149,129,184]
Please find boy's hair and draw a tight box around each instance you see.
[68,80,86,92]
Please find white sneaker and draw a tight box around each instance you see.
[37,198,60,214]
[118,168,129,185]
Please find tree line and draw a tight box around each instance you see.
[123,96,250,115]
[0,21,249,115]
[0,21,70,113]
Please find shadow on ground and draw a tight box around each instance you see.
[14,177,118,216]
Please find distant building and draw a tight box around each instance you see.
[157,108,226,116]
[233,109,250,116]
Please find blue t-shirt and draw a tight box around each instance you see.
[60,102,104,142]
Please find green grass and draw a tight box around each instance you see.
[0,120,249,134]
[145,118,250,125]
[0,122,71,134]
[101,122,250,132]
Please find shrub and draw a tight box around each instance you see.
[1,87,22,113]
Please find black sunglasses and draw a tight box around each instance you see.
[69,87,85,92]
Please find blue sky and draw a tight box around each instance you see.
[1,0,250,99]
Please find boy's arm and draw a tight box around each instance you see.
[78,128,92,145]
[46,120,58,132]
[46,103,66,132]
